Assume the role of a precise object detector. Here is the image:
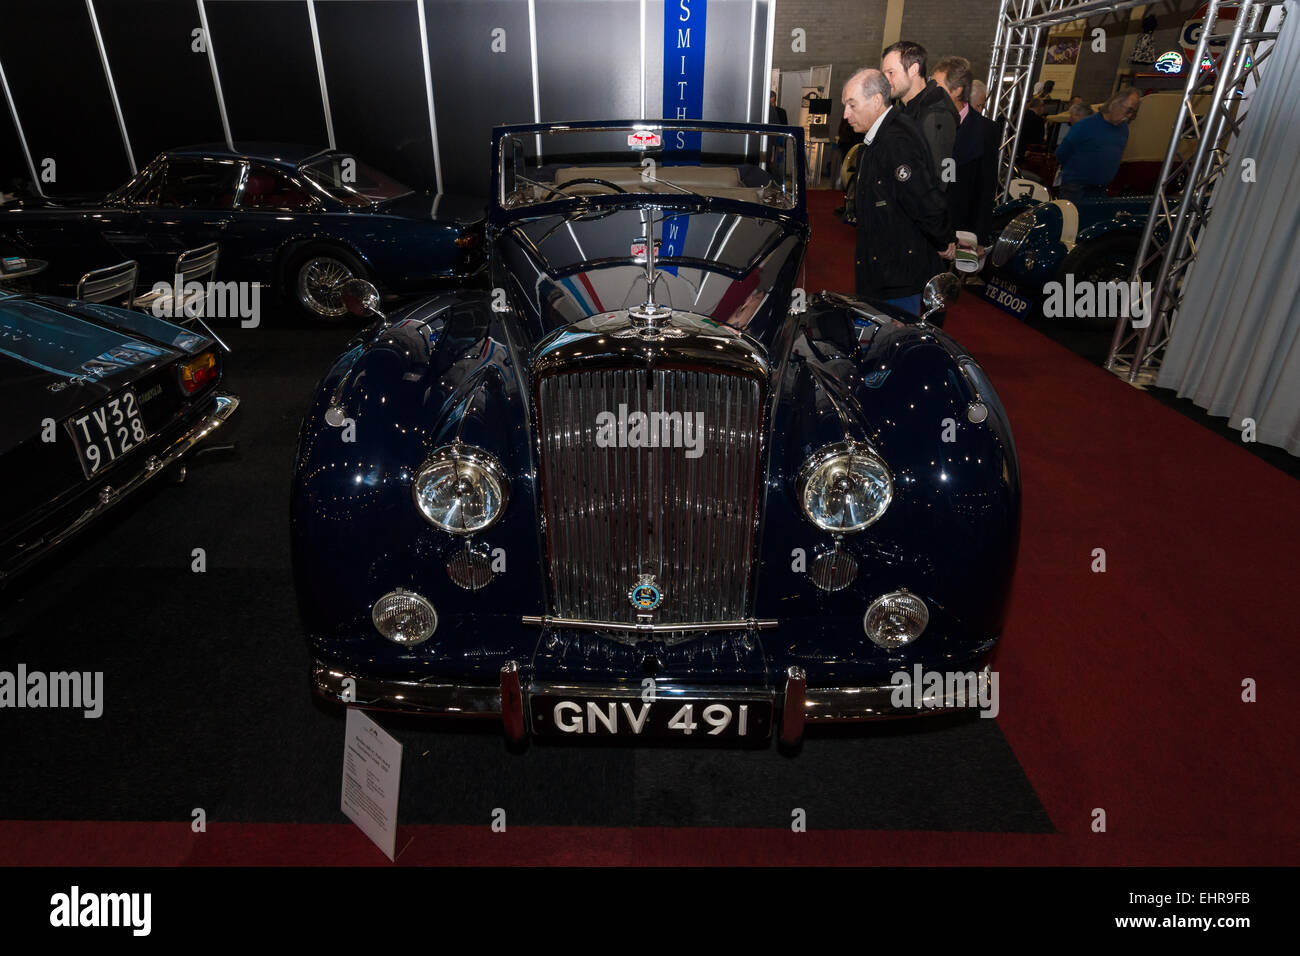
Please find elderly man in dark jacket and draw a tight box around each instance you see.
[841,67,955,317]
[932,55,998,248]
[881,40,959,185]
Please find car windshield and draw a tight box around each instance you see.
[498,124,799,211]
[299,154,413,207]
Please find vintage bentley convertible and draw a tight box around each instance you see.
[291,121,1020,746]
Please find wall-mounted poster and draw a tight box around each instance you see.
[1038,21,1085,100]
[1043,36,1081,66]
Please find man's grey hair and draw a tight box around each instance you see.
[1105,86,1140,113]
[970,79,988,106]
[847,68,893,107]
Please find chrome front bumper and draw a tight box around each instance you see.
[2,392,240,580]
[312,660,994,745]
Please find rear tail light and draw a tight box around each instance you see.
[179,351,218,395]
[454,230,481,248]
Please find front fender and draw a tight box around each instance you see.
[754,297,1020,683]
[290,291,544,679]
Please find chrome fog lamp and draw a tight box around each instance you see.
[412,444,509,535]
[863,590,929,648]
[372,588,438,645]
[797,441,893,533]
[447,547,495,590]
[809,548,858,592]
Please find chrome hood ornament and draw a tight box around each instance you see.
[627,207,679,340]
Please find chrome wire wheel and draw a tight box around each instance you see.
[296,255,354,318]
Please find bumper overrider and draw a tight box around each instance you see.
[312,658,995,746]
[2,392,240,580]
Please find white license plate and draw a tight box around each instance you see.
[530,694,774,738]
[65,389,150,479]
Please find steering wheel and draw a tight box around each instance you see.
[552,178,627,195]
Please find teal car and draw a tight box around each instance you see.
[983,194,1164,321]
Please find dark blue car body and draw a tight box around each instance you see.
[0,290,237,581]
[984,194,1162,319]
[0,144,485,318]
[291,120,1020,744]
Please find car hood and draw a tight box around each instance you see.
[0,294,206,455]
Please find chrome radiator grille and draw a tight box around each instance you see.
[992,209,1035,267]
[537,368,765,626]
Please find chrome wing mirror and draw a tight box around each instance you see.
[919,272,960,325]
[340,278,385,323]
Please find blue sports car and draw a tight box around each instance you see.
[291,120,1020,746]
[0,144,485,320]
[0,289,237,581]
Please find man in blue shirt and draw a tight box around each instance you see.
[1055,87,1141,202]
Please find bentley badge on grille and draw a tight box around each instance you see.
[629,573,663,611]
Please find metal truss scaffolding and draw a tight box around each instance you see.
[986,0,1289,387]
[985,0,1163,200]
[986,0,1062,201]
[1105,0,1288,385]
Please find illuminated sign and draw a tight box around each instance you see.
[1154,51,1184,74]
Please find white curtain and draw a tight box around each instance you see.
[1157,1,1300,455]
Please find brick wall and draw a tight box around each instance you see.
[898,0,1004,84]
[770,0,1004,132]
[772,0,889,134]
[1052,0,1201,104]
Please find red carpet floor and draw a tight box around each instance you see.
[3,190,1297,866]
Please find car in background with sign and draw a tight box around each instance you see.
[0,290,237,582]
[291,119,1021,748]
[983,193,1164,323]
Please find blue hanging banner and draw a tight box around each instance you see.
[663,0,707,159]
[657,212,688,276]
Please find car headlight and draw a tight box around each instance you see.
[796,441,893,533]
[412,444,509,535]
[991,210,1035,267]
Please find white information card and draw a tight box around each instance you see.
[341,708,403,861]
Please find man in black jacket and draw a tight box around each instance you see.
[881,40,959,185]
[932,55,998,248]
[841,68,955,316]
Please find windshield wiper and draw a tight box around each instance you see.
[509,174,573,203]
[638,174,704,199]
